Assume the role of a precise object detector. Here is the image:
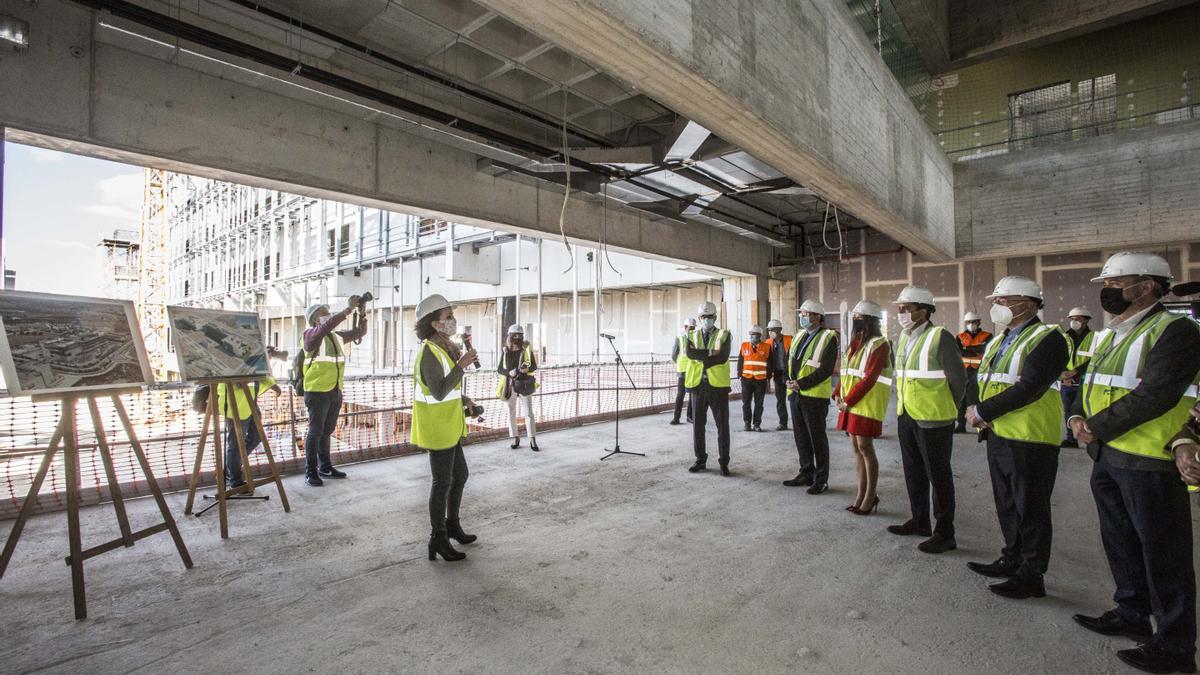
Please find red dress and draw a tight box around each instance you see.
[836,337,890,438]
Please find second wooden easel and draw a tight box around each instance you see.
[183,378,290,538]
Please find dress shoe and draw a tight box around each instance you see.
[530,441,540,452]
[917,533,957,554]
[446,520,477,545]
[743,423,752,431]
[806,482,828,495]
[720,465,731,477]
[688,461,707,473]
[305,474,324,487]
[851,496,880,515]
[887,520,932,537]
[318,467,347,479]
[775,424,788,431]
[1060,439,1080,448]
[967,558,1018,578]
[782,473,814,487]
[428,533,466,561]
[1116,644,1197,674]
[511,438,521,449]
[1072,609,1154,642]
[669,419,682,425]
[989,575,1046,599]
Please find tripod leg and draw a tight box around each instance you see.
[0,416,66,578]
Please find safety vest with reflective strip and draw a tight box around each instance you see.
[788,328,835,399]
[977,323,1065,446]
[1067,329,1101,371]
[304,333,346,393]
[839,336,893,422]
[958,330,991,368]
[216,376,276,421]
[740,341,771,380]
[496,345,539,397]
[410,341,467,451]
[684,329,731,389]
[1082,312,1200,461]
[896,325,958,422]
[675,334,693,373]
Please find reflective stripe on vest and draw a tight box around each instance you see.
[958,331,990,369]
[839,336,893,422]
[684,329,731,388]
[1083,312,1200,460]
[977,323,1064,446]
[740,341,771,380]
[789,329,835,399]
[304,333,345,393]
[896,325,957,422]
[410,341,467,450]
[675,334,693,373]
[496,345,539,397]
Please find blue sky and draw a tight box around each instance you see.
[3,142,144,296]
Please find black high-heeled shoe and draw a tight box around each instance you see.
[446,520,477,545]
[510,438,520,449]
[428,533,466,561]
[530,440,539,452]
[852,496,881,516]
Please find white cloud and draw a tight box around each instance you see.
[42,239,93,251]
[78,171,144,227]
[82,204,139,221]
[26,147,64,163]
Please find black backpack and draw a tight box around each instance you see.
[290,350,307,395]
[191,384,211,413]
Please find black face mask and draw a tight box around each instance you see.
[852,318,865,334]
[1100,286,1133,315]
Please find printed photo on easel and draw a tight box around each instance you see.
[167,306,270,381]
[0,291,154,396]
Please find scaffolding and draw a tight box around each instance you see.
[96,229,140,301]
[138,168,168,380]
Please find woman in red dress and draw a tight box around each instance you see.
[834,300,893,515]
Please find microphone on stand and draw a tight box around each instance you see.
[461,332,481,370]
[600,333,616,340]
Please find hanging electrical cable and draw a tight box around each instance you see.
[821,201,845,258]
[557,89,575,274]
[601,182,623,278]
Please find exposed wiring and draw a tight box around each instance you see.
[601,183,623,278]
[558,90,575,275]
[821,201,844,260]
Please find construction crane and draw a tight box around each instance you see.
[138,167,169,380]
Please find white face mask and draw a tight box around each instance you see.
[990,303,1013,326]
[1069,320,1083,332]
[798,315,812,330]
[700,317,716,331]
[434,318,457,336]
[896,312,914,329]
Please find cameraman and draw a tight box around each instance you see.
[301,295,367,486]
[412,294,480,562]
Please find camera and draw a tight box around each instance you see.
[360,291,374,303]
[465,403,485,418]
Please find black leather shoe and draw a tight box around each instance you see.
[305,474,324,487]
[989,575,1046,599]
[782,473,813,487]
[743,423,752,431]
[753,425,762,432]
[1060,439,1080,448]
[688,461,707,473]
[530,441,540,452]
[720,465,731,477]
[1116,644,1197,674]
[917,534,957,554]
[806,482,828,495]
[319,467,347,479]
[967,558,1018,578]
[669,419,682,425]
[1073,610,1154,642]
[446,521,477,545]
[428,533,466,561]
[887,520,932,537]
[775,424,787,431]
[510,438,521,449]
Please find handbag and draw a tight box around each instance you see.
[512,374,536,396]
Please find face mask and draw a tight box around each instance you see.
[1100,284,1141,315]
[700,317,716,331]
[851,318,865,334]
[769,330,781,339]
[434,318,457,336]
[798,315,812,330]
[511,337,523,347]
[750,335,761,345]
[966,324,979,334]
[1069,320,1083,332]
[896,312,914,329]
[990,303,1013,326]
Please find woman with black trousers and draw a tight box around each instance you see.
[411,293,481,562]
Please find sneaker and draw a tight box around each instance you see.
[318,467,347,479]
[305,474,324,487]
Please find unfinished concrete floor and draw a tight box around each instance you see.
[2,411,1198,673]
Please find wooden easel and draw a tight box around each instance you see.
[183,378,290,539]
[0,389,194,620]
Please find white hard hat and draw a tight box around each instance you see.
[987,276,1043,301]
[766,319,783,330]
[850,300,883,319]
[683,317,697,328]
[963,311,981,322]
[799,299,825,314]
[749,325,763,335]
[1092,251,1173,282]
[507,324,524,335]
[1068,307,1092,318]
[305,303,329,326]
[697,301,718,316]
[894,285,935,306]
[416,294,452,322]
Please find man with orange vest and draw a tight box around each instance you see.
[765,319,793,431]
[956,311,992,433]
[738,325,772,431]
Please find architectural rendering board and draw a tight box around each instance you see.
[0,291,153,396]
[168,306,269,381]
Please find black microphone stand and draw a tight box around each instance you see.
[600,335,645,461]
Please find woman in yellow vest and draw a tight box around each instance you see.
[498,324,539,451]
[411,294,480,562]
[834,300,892,515]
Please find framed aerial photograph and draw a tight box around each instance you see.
[0,291,154,396]
[167,306,270,381]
